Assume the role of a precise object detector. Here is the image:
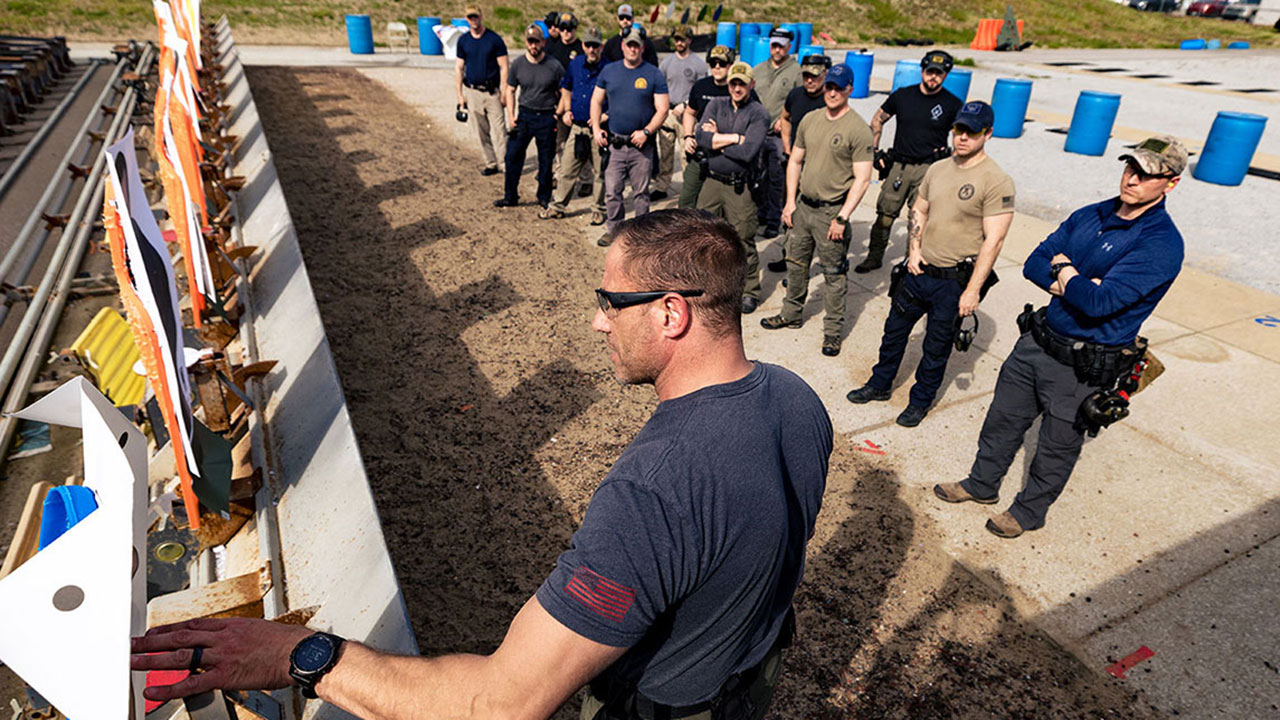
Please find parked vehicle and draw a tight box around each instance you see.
[1186,0,1231,15]
[1222,0,1261,19]
[1129,0,1181,10]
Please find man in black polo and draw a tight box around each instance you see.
[859,49,963,273]
[602,3,659,66]
[454,5,510,176]
[494,24,564,209]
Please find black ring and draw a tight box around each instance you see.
[188,646,203,674]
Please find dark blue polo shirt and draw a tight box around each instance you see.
[536,363,831,706]
[1024,197,1183,346]
[561,54,606,126]
[595,61,668,135]
[457,28,507,87]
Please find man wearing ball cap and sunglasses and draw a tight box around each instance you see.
[847,100,1014,428]
[936,135,1185,539]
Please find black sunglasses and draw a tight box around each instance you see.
[596,288,704,312]
[708,59,729,68]
[1123,160,1174,181]
[583,42,602,49]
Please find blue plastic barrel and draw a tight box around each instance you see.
[991,78,1033,138]
[717,22,738,50]
[739,22,760,49]
[346,14,374,54]
[1206,38,1221,49]
[418,17,443,55]
[1194,111,1267,186]
[794,22,813,48]
[1228,41,1250,49]
[38,486,98,551]
[1180,38,1206,50]
[798,44,823,61]
[1064,90,1121,156]
[942,68,972,102]
[534,20,549,38]
[743,35,768,66]
[892,59,921,92]
[845,52,874,99]
[451,18,470,28]
[778,23,800,53]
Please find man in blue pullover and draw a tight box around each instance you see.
[934,135,1187,539]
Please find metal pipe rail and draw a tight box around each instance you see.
[0,44,154,457]
[0,54,128,285]
[0,58,103,202]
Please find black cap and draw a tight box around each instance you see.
[544,11,560,27]
[954,101,994,132]
[921,49,954,74]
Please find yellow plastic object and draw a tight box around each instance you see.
[69,308,145,407]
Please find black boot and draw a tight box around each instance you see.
[856,216,892,273]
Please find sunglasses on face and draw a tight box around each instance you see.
[466,14,480,19]
[708,59,729,68]
[596,288,705,313]
[952,124,986,137]
[823,83,845,92]
[584,42,602,49]
[1124,161,1174,182]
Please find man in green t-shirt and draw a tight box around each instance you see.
[759,64,873,358]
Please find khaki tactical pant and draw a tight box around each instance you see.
[782,202,852,336]
[698,177,761,301]
[653,109,683,194]
[550,124,606,215]
[552,117,570,179]
[867,160,930,264]
[463,86,507,170]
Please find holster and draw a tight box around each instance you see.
[574,131,593,161]
[888,261,907,300]
[956,258,999,301]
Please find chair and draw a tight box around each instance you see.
[386,22,411,53]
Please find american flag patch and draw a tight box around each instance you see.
[565,566,636,622]
[1002,195,1015,208]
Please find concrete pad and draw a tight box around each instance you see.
[1203,314,1280,363]
[1156,266,1280,332]
[1079,533,1280,719]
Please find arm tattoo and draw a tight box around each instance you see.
[908,209,923,248]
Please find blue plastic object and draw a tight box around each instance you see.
[743,35,768,67]
[845,52,873,99]
[1206,38,1221,50]
[798,44,823,61]
[38,486,98,551]
[345,14,374,55]
[418,17,443,55]
[1064,90,1121,157]
[794,22,813,48]
[534,20,549,38]
[450,17,470,28]
[739,22,760,49]
[778,23,800,53]
[1193,111,1267,186]
[891,59,921,92]
[1180,38,1206,50]
[1228,41,1250,50]
[991,78,1033,138]
[942,68,972,103]
[716,22,737,50]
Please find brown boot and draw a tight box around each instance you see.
[934,482,998,505]
[985,511,1026,539]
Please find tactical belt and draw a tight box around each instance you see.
[798,194,842,208]
[889,146,952,165]
[1023,306,1139,386]
[463,80,499,93]
[707,169,749,185]
[921,264,963,280]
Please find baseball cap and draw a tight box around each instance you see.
[769,27,794,46]
[727,62,754,84]
[922,49,954,73]
[464,5,481,17]
[1119,135,1188,176]
[525,23,544,41]
[558,12,578,29]
[544,11,559,27]
[954,101,995,132]
[824,63,853,89]
[707,45,735,64]
[582,26,603,45]
[673,24,693,39]
[617,3,634,17]
[801,54,831,75]
[621,27,644,46]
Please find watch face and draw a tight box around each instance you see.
[293,635,335,672]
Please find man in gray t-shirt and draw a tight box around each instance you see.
[496,24,565,209]
[653,25,708,198]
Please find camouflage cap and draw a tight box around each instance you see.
[708,45,735,63]
[525,23,544,40]
[801,53,832,75]
[582,26,604,44]
[621,26,644,46]
[727,61,754,84]
[673,24,693,39]
[1119,135,1188,176]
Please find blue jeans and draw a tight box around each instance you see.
[503,109,556,205]
[868,272,961,408]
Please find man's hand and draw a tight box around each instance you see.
[683,136,697,155]
[131,618,311,702]
[562,110,573,127]
[907,251,924,275]
[507,113,518,131]
[827,218,845,242]
[1051,253,1071,265]
[958,288,980,317]
[630,129,648,147]
[700,118,718,134]
[772,118,783,134]
[595,127,608,148]
[1049,263,1081,296]
[781,203,795,228]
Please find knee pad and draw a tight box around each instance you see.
[875,214,896,229]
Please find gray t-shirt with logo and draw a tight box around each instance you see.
[508,54,564,112]
[659,52,709,106]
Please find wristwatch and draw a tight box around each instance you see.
[289,632,346,699]
[836,214,849,225]
[642,128,651,137]
[1050,261,1072,281]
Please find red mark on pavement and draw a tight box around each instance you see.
[1106,646,1154,679]
[857,439,886,455]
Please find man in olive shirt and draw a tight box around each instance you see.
[694,62,771,314]
[766,53,830,273]
[752,27,802,239]
[759,64,873,358]
[847,101,1015,427]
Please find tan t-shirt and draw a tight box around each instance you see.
[796,107,874,204]
[918,155,1015,267]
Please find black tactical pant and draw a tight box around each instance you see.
[960,333,1095,531]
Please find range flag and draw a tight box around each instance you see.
[697,4,708,22]
[712,3,722,21]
